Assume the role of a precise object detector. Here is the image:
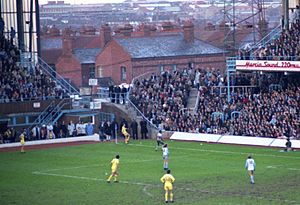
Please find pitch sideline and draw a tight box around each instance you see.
[127,143,300,159]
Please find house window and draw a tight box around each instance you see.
[159,65,164,73]
[90,65,95,78]
[121,66,126,81]
[173,64,177,71]
[188,62,194,69]
[97,66,103,77]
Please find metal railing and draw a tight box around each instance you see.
[250,24,281,55]
[38,57,80,95]
[242,55,300,61]
[193,90,200,114]
[42,99,71,125]
[210,85,258,96]
[127,71,161,130]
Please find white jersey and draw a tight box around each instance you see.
[162,147,169,157]
[245,158,256,171]
[157,133,162,141]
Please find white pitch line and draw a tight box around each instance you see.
[32,171,299,204]
[128,143,300,159]
[32,171,159,187]
[35,158,167,174]
[142,186,153,197]
[266,165,300,171]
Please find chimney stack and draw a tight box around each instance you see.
[162,21,174,31]
[48,25,60,36]
[100,24,112,48]
[142,24,151,36]
[120,24,133,37]
[80,25,96,35]
[62,27,73,56]
[183,20,194,43]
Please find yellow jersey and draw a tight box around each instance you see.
[111,158,119,170]
[160,174,175,185]
[20,134,25,144]
[121,125,128,135]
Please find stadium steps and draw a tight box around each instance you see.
[111,103,158,138]
[187,88,199,109]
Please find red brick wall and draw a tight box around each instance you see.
[132,54,226,78]
[95,40,132,85]
[96,39,226,84]
[56,55,82,87]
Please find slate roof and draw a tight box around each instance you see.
[115,34,224,59]
[73,48,101,64]
[41,38,62,50]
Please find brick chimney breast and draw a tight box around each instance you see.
[62,27,74,56]
[48,25,60,36]
[183,20,194,43]
[100,24,112,48]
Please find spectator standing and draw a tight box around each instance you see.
[10,27,16,45]
[130,120,138,140]
[121,85,127,104]
[99,121,106,141]
[105,121,111,141]
[140,119,148,139]
[53,122,60,138]
[60,121,67,138]
[76,121,86,136]
[115,86,121,104]
[31,125,40,140]
[68,121,75,137]
[86,122,94,136]
[46,123,55,139]
[0,17,4,35]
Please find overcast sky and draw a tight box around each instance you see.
[39,0,126,5]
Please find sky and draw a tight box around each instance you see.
[39,0,184,5]
[39,0,126,5]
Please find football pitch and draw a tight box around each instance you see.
[1,140,300,205]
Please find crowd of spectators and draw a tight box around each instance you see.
[130,66,300,139]
[239,19,300,61]
[0,27,67,103]
[130,68,195,131]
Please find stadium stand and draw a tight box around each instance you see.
[0,33,67,103]
[131,68,299,139]
[239,20,300,61]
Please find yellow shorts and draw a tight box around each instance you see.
[111,168,117,173]
[20,140,25,145]
[164,183,173,191]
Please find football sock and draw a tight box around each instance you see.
[114,176,118,181]
[165,191,168,202]
[170,192,173,201]
[250,175,254,183]
[107,175,113,181]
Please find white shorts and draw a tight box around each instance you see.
[163,155,168,160]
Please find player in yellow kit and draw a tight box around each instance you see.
[107,155,120,183]
[121,124,130,144]
[160,169,175,203]
[19,131,25,153]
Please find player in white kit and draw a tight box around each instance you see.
[245,155,256,184]
[162,144,169,170]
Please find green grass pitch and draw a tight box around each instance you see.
[1,140,300,205]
